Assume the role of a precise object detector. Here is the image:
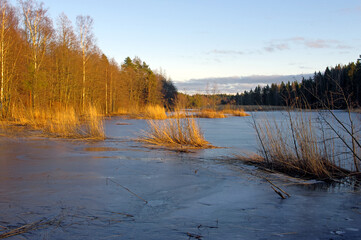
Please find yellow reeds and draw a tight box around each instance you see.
[249,111,349,180]
[194,109,227,118]
[112,105,168,119]
[142,105,167,119]
[167,108,188,119]
[114,107,129,115]
[140,117,212,149]
[222,109,250,117]
[81,106,105,139]
[192,108,250,118]
[2,105,104,139]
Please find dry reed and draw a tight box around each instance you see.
[142,105,167,119]
[140,117,212,148]
[112,105,168,120]
[247,110,350,180]
[114,107,129,115]
[2,105,104,139]
[222,109,250,117]
[194,109,227,118]
[167,108,188,119]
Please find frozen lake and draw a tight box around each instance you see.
[0,112,360,239]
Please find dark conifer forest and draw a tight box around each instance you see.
[220,60,361,109]
[204,60,361,109]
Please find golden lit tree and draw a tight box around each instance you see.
[76,15,94,112]
[0,0,19,116]
[20,0,53,109]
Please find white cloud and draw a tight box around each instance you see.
[174,74,312,94]
[208,49,245,55]
[264,37,352,52]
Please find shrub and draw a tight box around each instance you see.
[140,117,212,149]
[247,110,351,180]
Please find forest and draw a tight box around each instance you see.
[1,0,359,121]
[220,60,361,109]
[0,0,177,120]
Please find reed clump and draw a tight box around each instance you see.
[246,110,351,180]
[142,105,168,120]
[167,109,188,119]
[113,105,168,120]
[222,109,250,117]
[140,117,212,149]
[113,107,129,116]
[2,105,104,139]
[194,109,227,118]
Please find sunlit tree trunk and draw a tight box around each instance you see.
[0,1,6,106]
[105,66,108,114]
[55,13,78,109]
[76,15,93,112]
[0,0,22,117]
[20,0,53,109]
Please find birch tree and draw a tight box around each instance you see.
[55,13,77,107]
[76,15,94,112]
[20,0,53,108]
[0,0,19,116]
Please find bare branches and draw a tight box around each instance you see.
[76,15,94,111]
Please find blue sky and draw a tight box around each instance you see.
[10,0,361,93]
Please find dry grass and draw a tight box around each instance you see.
[167,108,188,119]
[222,109,250,117]
[114,107,129,115]
[112,105,168,120]
[2,105,104,139]
[167,112,187,119]
[246,111,350,180]
[142,105,167,119]
[194,109,227,118]
[140,117,212,149]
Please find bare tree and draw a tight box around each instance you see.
[76,15,94,112]
[55,13,77,107]
[20,0,53,108]
[0,0,19,116]
[0,0,8,106]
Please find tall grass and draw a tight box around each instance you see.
[3,105,104,139]
[248,110,351,180]
[194,109,227,118]
[192,108,250,118]
[142,105,167,119]
[140,117,212,148]
[112,105,168,120]
[222,109,250,117]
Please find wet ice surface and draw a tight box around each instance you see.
[0,114,360,239]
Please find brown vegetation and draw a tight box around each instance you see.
[113,105,168,120]
[1,105,104,139]
[140,117,212,149]
[0,0,177,138]
[194,109,227,119]
[221,109,250,117]
[248,111,350,180]
[238,78,361,181]
[142,105,167,119]
[191,108,250,118]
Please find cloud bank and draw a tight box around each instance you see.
[206,37,352,58]
[174,74,313,95]
[264,37,352,52]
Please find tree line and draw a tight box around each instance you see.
[222,60,361,108]
[0,0,177,118]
